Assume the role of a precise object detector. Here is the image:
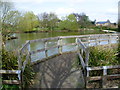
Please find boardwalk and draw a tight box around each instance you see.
[31,52,85,88]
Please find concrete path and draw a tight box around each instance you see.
[31,52,85,88]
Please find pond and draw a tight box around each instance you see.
[6,30,104,51]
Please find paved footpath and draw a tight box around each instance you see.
[31,52,85,88]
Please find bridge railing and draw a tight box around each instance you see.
[76,34,120,88]
[18,33,119,66]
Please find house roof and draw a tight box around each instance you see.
[96,20,110,24]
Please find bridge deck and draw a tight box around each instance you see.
[31,52,85,88]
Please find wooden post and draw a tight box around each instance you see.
[88,36,90,46]
[75,38,79,51]
[95,36,98,46]
[28,41,31,63]
[85,48,89,67]
[58,38,62,54]
[44,41,48,57]
[18,51,22,70]
[27,41,31,63]
[85,67,89,88]
[102,66,107,88]
[98,35,101,45]
[108,35,111,48]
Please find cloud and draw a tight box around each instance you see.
[55,8,76,15]
[11,0,84,3]
[106,8,118,15]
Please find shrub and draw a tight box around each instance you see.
[89,46,119,66]
[1,48,35,88]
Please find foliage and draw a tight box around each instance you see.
[72,13,92,28]
[1,48,35,88]
[1,85,19,90]
[23,63,35,88]
[59,14,79,30]
[37,12,58,30]
[89,46,119,66]
[18,11,39,32]
[2,48,18,70]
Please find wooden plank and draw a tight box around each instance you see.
[87,65,120,71]
[87,76,102,81]
[77,39,87,51]
[30,45,59,55]
[59,34,119,39]
[78,53,86,69]
[87,74,120,81]
[30,37,59,43]
[62,43,77,46]
[0,70,21,74]
[20,41,30,53]
[3,80,20,85]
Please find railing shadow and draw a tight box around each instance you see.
[33,53,84,88]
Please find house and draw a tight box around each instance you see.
[96,20,111,26]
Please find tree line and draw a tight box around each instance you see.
[0,1,95,33]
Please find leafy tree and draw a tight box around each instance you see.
[0,0,19,46]
[18,11,39,32]
[59,14,79,31]
[72,13,92,28]
[37,12,58,30]
[48,12,58,30]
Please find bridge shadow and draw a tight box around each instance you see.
[32,52,85,88]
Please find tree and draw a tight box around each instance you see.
[59,14,79,31]
[37,12,58,30]
[48,12,58,30]
[0,0,17,46]
[72,13,92,28]
[18,11,39,32]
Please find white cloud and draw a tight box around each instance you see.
[107,8,118,14]
[11,0,84,3]
[55,8,76,15]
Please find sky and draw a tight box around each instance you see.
[9,0,119,23]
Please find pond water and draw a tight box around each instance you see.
[6,30,104,51]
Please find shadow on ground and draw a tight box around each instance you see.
[31,52,85,88]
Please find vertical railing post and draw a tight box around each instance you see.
[102,66,107,88]
[27,41,31,63]
[17,50,23,89]
[75,38,79,52]
[18,51,22,70]
[85,48,89,67]
[44,41,48,58]
[85,47,89,88]
[58,37,62,54]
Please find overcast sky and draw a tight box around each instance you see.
[10,0,119,23]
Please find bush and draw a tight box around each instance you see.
[89,46,119,66]
[1,48,35,88]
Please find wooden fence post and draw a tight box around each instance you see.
[44,41,48,57]
[58,38,62,54]
[27,41,31,63]
[102,66,107,88]
[85,48,89,67]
